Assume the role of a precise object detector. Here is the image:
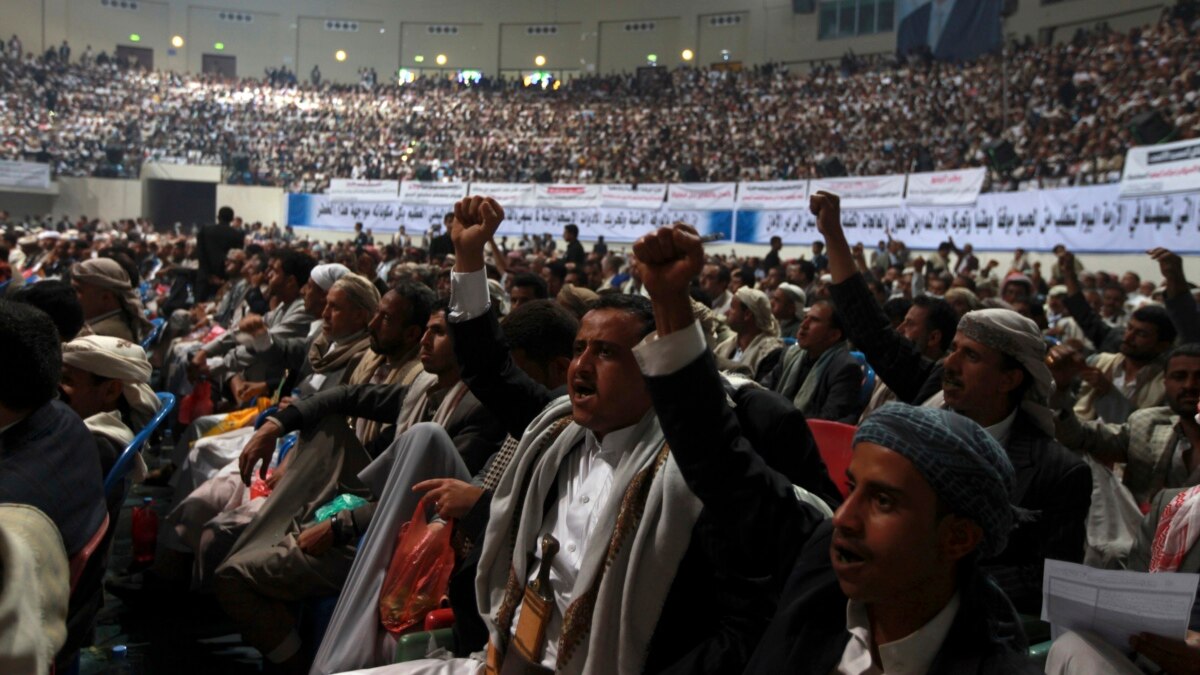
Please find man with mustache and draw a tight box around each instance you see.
[629,222,1035,673]
[811,191,1090,615]
[1050,342,1200,566]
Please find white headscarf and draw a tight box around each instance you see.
[61,335,161,429]
[776,283,808,318]
[734,287,780,337]
[309,263,351,291]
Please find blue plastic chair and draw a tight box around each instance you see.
[849,351,876,407]
[140,317,166,351]
[104,392,176,498]
[253,406,280,430]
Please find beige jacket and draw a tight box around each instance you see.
[1056,404,1185,504]
[1073,352,1165,424]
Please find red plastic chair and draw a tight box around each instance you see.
[807,420,856,499]
[68,512,109,593]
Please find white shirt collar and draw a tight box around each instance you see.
[840,593,961,675]
[583,418,645,469]
[983,408,1018,447]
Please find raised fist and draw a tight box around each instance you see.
[809,191,841,238]
[450,196,505,272]
[632,223,705,302]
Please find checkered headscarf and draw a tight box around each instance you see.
[855,402,1016,558]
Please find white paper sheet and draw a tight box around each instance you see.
[1041,560,1200,648]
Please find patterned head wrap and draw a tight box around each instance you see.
[70,259,154,340]
[734,287,780,337]
[856,402,1015,558]
[776,283,807,318]
[956,308,1055,435]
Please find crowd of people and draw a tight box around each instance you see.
[1,185,1199,674]
[3,7,1200,191]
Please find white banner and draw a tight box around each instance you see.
[328,179,399,201]
[810,174,907,209]
[905,168,985,206]
[468,182,537,208]
[735,180,810,210]
[667,183,737,210]
[0,160,50,190]
[502,207,733,243]
[1120,138,1200,198]
[535,184,601,209]
[398,181,468,205]
[599,184,667,209]
[734,183,1200,253]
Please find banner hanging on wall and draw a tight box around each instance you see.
[735,180,809,211]
[328,179,399,201]
[1120,137,1200,198]
[398,181,467,205]
[0,160,51,190]
[535,184,601,209]
[809,174,907,209]
[467,182,537,208]
[599,183,668,209]
[667,183,737,210]
[905,168,986,206]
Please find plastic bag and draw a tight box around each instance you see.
[314,494,369,523]
[202,396,273,438]
[178,379,213,425]
[378,496,455,634]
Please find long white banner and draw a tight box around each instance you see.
[328,179,399,201]
[599,184,667,209]
[667,183,737,210]
[468,182,537,208]
[810,174,907,209]
[735,184,1200,253]
[1121,138,1200,198]
[735,180,809,210]
[905,168,986,206]
[535,184,601,209]
[399,181,468,205]
[0,160,51,190]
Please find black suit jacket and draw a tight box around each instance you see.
[196,222,243,278]
[743,523,1038,675]
[449,312,831,672]
[762,344,866,424]
[831,273,1091,614]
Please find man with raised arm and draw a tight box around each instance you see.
[812,191,1090,615]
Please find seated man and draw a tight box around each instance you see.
[1047,482,1200,674]
[762,298,865,423]
[0,301,108,672]
[813,191,1090,614]
[59,335,162,498]
[860,294,957,421]
[715,286,785,379]
[1050,342,1200,566]
[1069,304,1176,425]
[348,197,829,675]
[772,282,806,339]
[632,224,1035,675]
[70,258,153,342]
[10,279,85,341]
[217,300,505,671]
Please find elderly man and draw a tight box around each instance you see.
[813,191,1090,615]
[716,287,785,379]
[772,282,806,338]
[70,258,153,342]
[59,335,162,492]
[763,299,865,424]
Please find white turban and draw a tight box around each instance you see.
[61,335,161,429]
[309,263,351,291]
[734,287,780,337]
[776,283,808,318]
[957,308,1055,436]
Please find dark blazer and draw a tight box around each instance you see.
[196,221,244,278]
[762,343,866,424]
[831,273,1091,614]
[449,311,830,672]
[563,240,586,268]
[744,522,1038,675]
[0,399,106,556]
[1064,291,1123,354]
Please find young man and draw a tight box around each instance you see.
[716,287,784,379]
[631,223,1036,675]
[762,299,865,424]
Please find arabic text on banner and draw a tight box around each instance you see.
[467,182,537,208]
[328,179,399,201]
[810,174,907,209]
[0,159,51,190]
[599,184,668,209]
[735,180,810,211]
[667,183,737,210]
[905,168,986,206]
[534,184,601,209]
[398,181,468,205]
[1120,137,1200,198]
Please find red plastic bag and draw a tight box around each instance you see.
[378,496,455,634]
[178,379,213,425]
